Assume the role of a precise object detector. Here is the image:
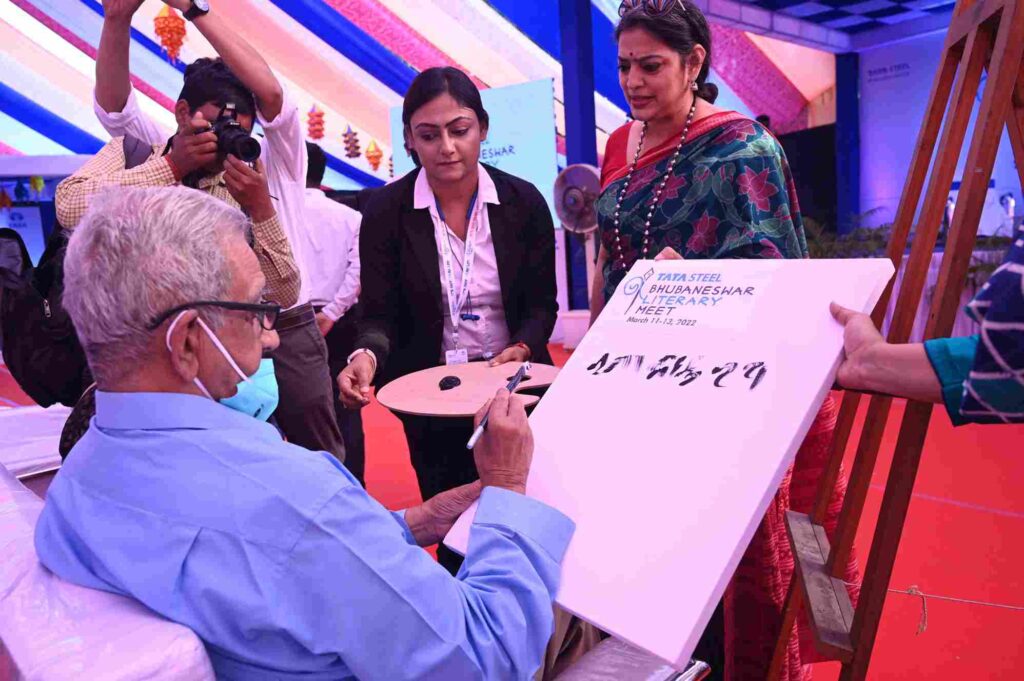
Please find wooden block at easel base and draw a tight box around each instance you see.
[375,361,561,418]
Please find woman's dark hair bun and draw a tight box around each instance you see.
[698,82,718,105]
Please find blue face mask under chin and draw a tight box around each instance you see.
[219,357,280,421]
[165,311,280,421]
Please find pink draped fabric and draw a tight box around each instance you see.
[710,24,809,134]
[322,0,488,88]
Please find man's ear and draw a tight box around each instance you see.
[166,309,202,382]
[174,100,193,132]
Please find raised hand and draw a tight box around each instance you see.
[103,0,146,21]
[168,112,218,178]
[224,156,274,223]
[158,0,192,12]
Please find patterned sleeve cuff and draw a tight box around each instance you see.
[251,213,300,307]
[924,336,979,427]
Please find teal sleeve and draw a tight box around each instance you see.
[923,335,979,426]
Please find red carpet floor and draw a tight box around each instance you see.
[4,348,1022,679]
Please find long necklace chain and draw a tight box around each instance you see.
[611,98,698,271]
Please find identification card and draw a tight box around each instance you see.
[445,348,469,365]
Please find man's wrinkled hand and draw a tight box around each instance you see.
[473,389,532,495]
[405,481,482,547]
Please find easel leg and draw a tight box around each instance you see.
[842,5,1024,679]
[767,28,966,681]
[828,12,992,579]
[1005,78,1024,189]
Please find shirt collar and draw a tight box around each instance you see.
[413,163,501,211]
[197,172,226,191]
[94,390,278,436]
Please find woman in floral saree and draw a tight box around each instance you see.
[590,3,860,680]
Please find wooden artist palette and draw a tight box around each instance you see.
[375,361,560,418]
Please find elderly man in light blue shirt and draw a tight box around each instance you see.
[34,186,575,680]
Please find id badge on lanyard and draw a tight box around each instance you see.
[437,193,479,366]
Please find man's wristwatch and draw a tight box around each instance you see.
[347,348,378,373]
[184,0,210,22]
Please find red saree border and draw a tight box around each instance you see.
[602,111,751,188]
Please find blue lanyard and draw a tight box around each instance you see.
[435,190,478,224]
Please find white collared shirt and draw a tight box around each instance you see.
[413,164,510,362]
[93,88,312,309]
[303,189,360,321]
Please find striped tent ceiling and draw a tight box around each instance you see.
[0,0,837,189]
[745,1,956,33]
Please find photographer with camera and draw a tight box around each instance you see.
[55,0,346,464]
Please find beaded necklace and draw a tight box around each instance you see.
[611,98,698,271]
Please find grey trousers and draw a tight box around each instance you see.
[272,314,346,464]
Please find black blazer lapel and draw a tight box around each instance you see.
[403,205,444,316]
[488,165,526,317]
[488,202,519,316]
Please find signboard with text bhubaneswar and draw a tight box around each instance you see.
[446,257,894,669]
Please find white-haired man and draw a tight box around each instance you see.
[34,187,576,680]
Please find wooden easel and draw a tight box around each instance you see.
[768,1,1024,679]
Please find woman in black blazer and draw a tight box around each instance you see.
[338,67,558,571]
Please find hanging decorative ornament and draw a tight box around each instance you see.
[307,105,325,140]
[14,179,28,202]
[0,187,12,210]
[29,176,45,196]
[343,125,361,159]
[388,155,393,178]
[365,140,383,171]
[154,6,187,63]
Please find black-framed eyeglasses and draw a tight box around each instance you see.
[147,300,281,332]
[619,0,682,17]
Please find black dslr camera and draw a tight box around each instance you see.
[212,103,261,163]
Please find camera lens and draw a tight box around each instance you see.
[218,125,261,162]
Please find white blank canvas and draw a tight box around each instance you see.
[446,258,895,668]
